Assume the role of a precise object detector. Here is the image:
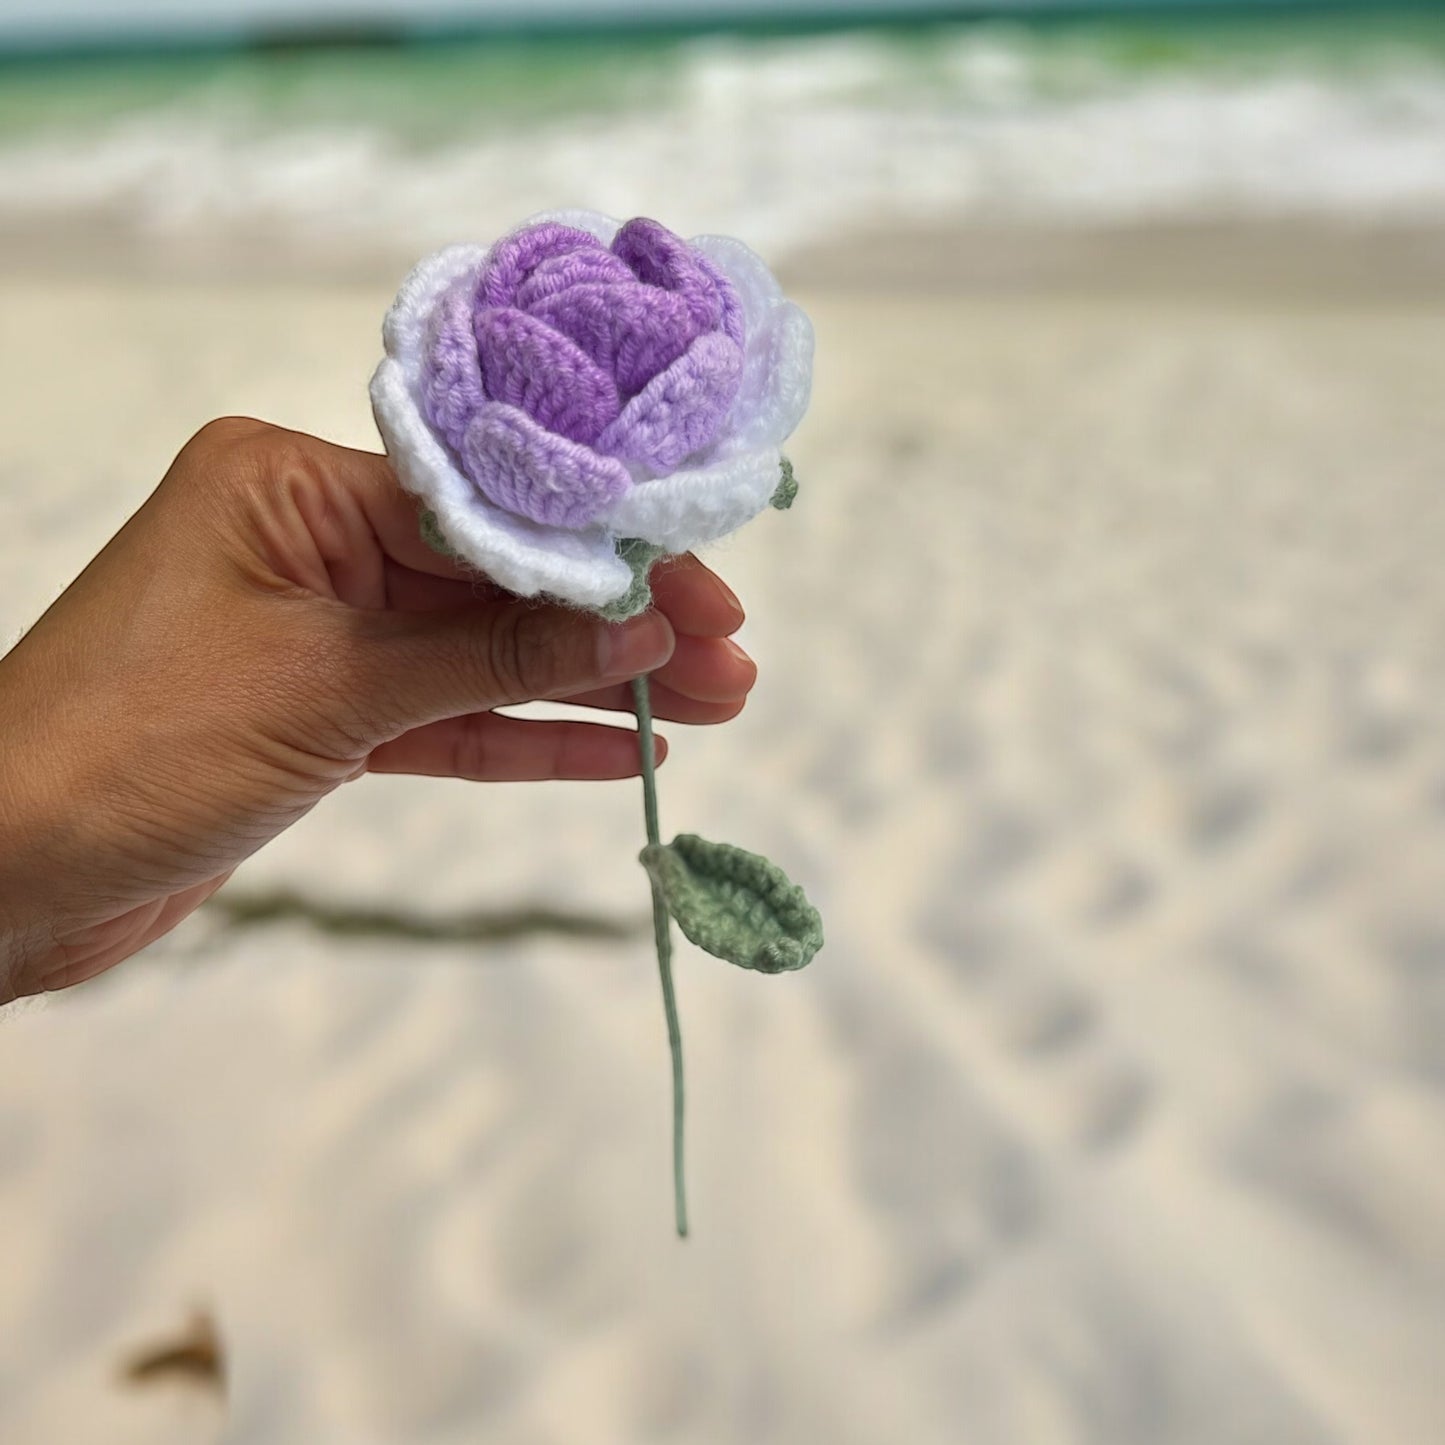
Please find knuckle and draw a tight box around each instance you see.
[484,605,576,701]
[166,416,285,505]
[448,716,494,781]
[180,417,329,490]
[229,424,330,506]
[187,414,278,457]
[268,431,331,492]
[266,435,342,533]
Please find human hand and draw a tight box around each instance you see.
[0,418,756,1004]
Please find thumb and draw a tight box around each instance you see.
[333,597,675,743]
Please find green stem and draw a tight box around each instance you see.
[632,674,688,1239]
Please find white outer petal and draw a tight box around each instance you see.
[689,234,784,334]
[717,300,814,454]
[371,245,632,607]
[382,242,488,364]
[373,217,812,592]
[692,234,815,452]
[600,445,781,553]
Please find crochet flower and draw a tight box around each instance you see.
[370,209,813,611]
[370,212,822,1239]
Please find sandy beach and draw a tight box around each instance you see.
[2,225,1444,1444]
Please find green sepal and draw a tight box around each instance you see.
[418,509,457,558]
[771,457,798,510]
[598,537,667,621]
[640,833,823,974]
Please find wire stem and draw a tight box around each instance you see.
[632,674,687,1239]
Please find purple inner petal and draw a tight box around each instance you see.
[597,330,744,473]
[528,281,701,400]
[694,252,746,349]
[419,274,488,457]
[478,223,604,310]
[474,305,621,447]
[513,249,635,311]
[461,402,632,529]
[611,217,725,333]
[419,218,750,497]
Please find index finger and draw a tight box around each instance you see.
[647,552,746,638]
[327,441,482,582]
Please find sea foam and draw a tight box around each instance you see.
[1,26,1443,257]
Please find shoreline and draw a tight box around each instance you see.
[3,216,1444,301]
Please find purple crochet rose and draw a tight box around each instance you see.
[373,209,814,609]
[369,211,821,1241]
[417,217,746,530]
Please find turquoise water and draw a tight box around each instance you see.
[4,11,1445,136]
[1,11,1443,250]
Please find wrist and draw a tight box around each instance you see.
[0,648,80,1002]
[0,805,55,1006]
[0,786,61,1007]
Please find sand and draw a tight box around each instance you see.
[1,231,1444,1444]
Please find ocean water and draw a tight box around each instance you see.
[1,13,1444,260]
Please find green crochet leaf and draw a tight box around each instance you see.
[640,833,823,974]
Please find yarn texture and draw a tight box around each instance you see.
[373,211,822,1240]
[641,834,824,974]
[371,209,814,611]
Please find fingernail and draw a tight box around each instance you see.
[714,574,744,621]
[723,637,757,676]
[599,612,675,677]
